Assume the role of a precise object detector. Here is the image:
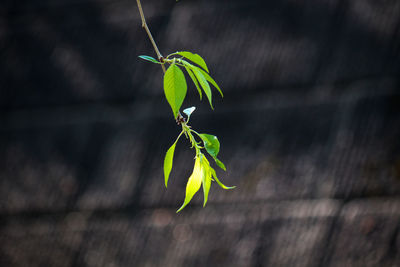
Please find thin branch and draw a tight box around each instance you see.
[136,0,166,73]
[136,0,183,118]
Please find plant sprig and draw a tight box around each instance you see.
[139,51,223,118]
[136,0,234,212]
[163,107,235,213]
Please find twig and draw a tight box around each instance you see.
[136,0,183,118]
[136,0,166,73]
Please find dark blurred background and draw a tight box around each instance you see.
[1,0,400,266]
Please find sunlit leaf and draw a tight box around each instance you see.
[199,134,220,159]
[215,158,226,171]
[191,68,213,109]
[195,67,223,97]
[203,171,211,207]
[164,63,187,119]
[176,51,209,73]
[177,156,204,213]
[181,60,213,108]
[202,158,212,207]
[210,167,235,190]
[138,55,161,64]
[164,140,178,188]
[184,66,202,99]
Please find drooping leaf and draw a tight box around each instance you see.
[203,170,211,207]
[181,60,214,108]
[215,158,226,171]
[195,67,223,97]
[210,167,235,190]
[199,134,220,159]
[175,51,209,73]
[183,106,196,118]
[184,66,202,100]
[191,68,213,109]
[164,141,177,188]
[177,156,204,213]
[138,55,161,64]
[164,63,187,119]
[199,155,212,207]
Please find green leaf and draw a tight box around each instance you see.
[202,158,212,207]
[199,134,220,159]
[195,67,223,97]
[164,63,187,119]
[210,167,235,190]
[184,66,202,100]
[177,156,204,213]
[203,171,211,207]
[164,142,177,188]
[138,55,161,64]
[175,51,209,73]
[215,158,226,171]
[181,60,214,109]
[198,134,226,170]
[191,68,213,109]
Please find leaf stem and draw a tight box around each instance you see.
[181,123,202,156]
[189,129,201,138]
[174,130,184,144]
[136,0,166,73]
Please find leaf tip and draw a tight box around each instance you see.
[203,193,209,207]
[176,203,186,213]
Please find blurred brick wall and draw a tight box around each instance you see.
[0,0,399,266]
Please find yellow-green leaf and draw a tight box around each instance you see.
[192,68,213,109]
[201,157,212,207]
[177,157,204,212]
[176,51,209,73]
[215,158,226,171]
[164,63,187,119]
[184,66,202,100]
[195,67,223,97]
[210,167,235,190]
[203,171,211,207]
[164,142,177,188]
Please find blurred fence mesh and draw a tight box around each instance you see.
[0,0,399,266]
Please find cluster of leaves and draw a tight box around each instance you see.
[164,107,235,212]
[140,51,223,119]
[139,51,234,212]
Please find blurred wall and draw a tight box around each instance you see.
[1,0,400,266]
